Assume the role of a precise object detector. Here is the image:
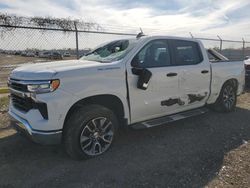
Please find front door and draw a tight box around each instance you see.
[126,39,181,123]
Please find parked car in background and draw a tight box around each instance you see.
[38,51,50,58]
[14,51,21,55]
[63,52,71,57]
[38,51,62,59]
[49,51,63,60]
[80,48,92,57]
[21,51,27,56]
[8,36,245,160]
[26,51,35,57]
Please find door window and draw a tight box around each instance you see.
[132,40,171,68]
[171,40,203,66]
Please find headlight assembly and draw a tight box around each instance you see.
[27,79,60,94]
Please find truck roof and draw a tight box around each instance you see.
[139,35,200,42]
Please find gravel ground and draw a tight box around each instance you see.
[0,91,250,188]
[207,142,250,188]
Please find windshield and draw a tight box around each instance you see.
[80,39,138,63]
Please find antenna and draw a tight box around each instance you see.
[136,28,145,39]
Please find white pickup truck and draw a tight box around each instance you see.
[8,36,245,159]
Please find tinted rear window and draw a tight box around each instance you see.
[171,40,203,65]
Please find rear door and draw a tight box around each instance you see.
[126,39,182,123]
[169,39,210,109]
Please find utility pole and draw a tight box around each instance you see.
[74,21,79,59]
[242,38,245,60]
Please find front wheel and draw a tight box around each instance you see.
[63,105,118,160]
[211,82,237,112]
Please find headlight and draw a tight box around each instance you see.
[27,79,60,93]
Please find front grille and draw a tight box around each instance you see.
[8,79,28,92]
[8,78,49,119]
[11,94,33,112]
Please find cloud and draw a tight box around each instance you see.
[0,0,250,40]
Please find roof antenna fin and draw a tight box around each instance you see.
[136,28,145,39]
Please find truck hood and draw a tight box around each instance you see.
[10,60,110,80]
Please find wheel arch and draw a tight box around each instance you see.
[207,78,239,105]
[222,78,238,91]
[63,94,127,130]
[217,78,239,101]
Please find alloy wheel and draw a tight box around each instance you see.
[222,85,235,110]
[79,117,114,156]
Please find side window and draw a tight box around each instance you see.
[132,40,171,68]
[172,40,203,66]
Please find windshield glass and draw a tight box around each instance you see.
[80,39,137,62]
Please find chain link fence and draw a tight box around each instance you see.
[0,24,250,87]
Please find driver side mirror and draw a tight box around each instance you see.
[137,68,152,90]
[131,56,152,90]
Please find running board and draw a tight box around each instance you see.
[132,107,209,129]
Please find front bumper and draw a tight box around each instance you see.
[9,110,62,145]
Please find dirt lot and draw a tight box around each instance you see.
[0,91,250,188]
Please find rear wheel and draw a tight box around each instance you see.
[64,105,118,160]
[211,81,237,112]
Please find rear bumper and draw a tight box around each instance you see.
[8,110,62,145]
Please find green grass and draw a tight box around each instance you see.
[0,96,9,112]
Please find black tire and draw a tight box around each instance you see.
[63,104,118,160]
[211,81,237,112]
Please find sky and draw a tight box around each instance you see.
[0,0,250,40]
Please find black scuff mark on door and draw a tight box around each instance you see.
[162,92,208,106]
[161,98,185,106]
[188,92,207,104]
